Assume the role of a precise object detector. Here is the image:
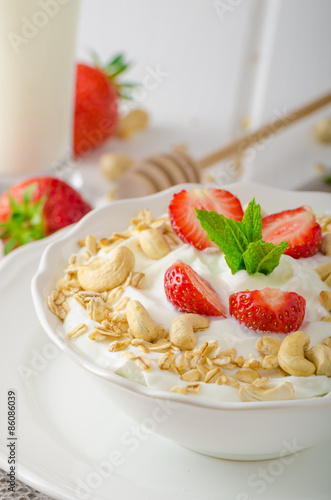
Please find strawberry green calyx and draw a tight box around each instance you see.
[0,184,46,255]
[91,52,138,100]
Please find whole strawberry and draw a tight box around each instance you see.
[74,54,133,158]
[229,288,306,333]
[164,260,226,316]
[0,177,92,254]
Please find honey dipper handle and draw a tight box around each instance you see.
[198,91,331,169]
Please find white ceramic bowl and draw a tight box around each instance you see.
[31,182,331,460]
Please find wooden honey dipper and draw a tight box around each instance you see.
[117,91,331,198]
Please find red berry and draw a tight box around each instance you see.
[164,260,226,316]
[229,288,306,333]
[168,188,244,250]
[262,206,322,259]
[0,177,92,254]
[74,63,118,158]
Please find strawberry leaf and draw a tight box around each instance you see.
[23,183,36,206]
[119,82,138,88]
[105,54,130,78]
[90,49,102,68]
[0,184,47,253]
[4,238,17,255]
[92,52,138,100]
[9,194,22,214]
[243,240,289,275]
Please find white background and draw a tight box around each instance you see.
[76,0,331,195]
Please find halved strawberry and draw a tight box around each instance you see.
[164,260,226,316]
[229,288,306,333]
[168,188,244,250]
[262,206,322,259]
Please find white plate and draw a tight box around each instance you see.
[0,186,331,499]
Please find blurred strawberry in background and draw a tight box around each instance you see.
[74,54,135,158]
[0,177,92,255]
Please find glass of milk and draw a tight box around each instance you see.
[0,0,80,186]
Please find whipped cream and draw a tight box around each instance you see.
[62,219,331,403]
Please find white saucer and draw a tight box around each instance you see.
[1,233,331,500]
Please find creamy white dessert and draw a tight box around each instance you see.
[48,209,331,403]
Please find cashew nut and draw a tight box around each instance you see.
[239,382,294,402]
[138,228,171,259]
[305,344,331,376]
[322,336,331,348]
[169,314,210,351]
[77,246,135,292]
[314,117,331,143]
[320,234,331,256]
[117,109,149,139]
[278,331,316,377]
[315,261,331,281]
[126,300,160,342]
[99,152,133,181]
[319,291,331,312]
[85,257,105,270]
[256,336,283,356]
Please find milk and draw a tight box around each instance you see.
[0,0,80,177]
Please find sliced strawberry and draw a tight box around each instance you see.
[229,288,306,333]
[168,188,244,250]
[164,260,226,316]
[262,206,322,259]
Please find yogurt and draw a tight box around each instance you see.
[60,215,331,403]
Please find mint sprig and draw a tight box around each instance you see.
[196,198,289,276]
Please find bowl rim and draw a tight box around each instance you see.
[31,181,331,412]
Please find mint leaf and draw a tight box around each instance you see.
[196,209,248,274]
[240,198,262,243]
[195,197,289,276]
[243,240,289,275]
